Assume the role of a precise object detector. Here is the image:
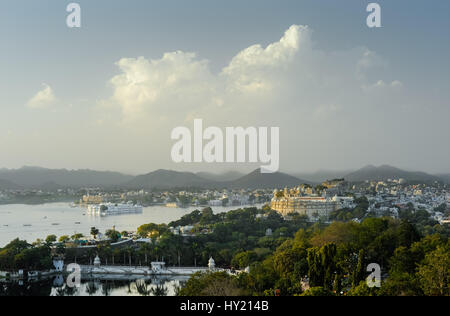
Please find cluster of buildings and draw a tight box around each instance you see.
[270,179,353,220]
[270,178,449,223]
[77,188,272,209]
[358,180,449,223]
[270,187,349,219]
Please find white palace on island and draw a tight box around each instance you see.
[270,187,352,219]
[87,201,143,216]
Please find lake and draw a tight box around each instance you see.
[0,203,262,246]
[0,275,189,296]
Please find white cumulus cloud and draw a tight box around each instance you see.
[103,24,401,126]
[222,25,309,93]
[26,83,56,109]
[109,52,216,120]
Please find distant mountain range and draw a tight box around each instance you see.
[126,169,219,189]
[437,173,450,183]
[295,165,448,184]
[344,165,443,183]
[0,178,22,190]
[0,166,133,189]
[228,169,308,189]
[0,165,448,190]
[125,168,309,190]
[294,170,352,184]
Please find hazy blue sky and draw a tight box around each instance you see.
[0,0,449,174]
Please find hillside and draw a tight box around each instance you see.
[126,168,310,190]
[294,169,353,184]
[0,178,21,190]
[344,165,441,182]
[0,166,133,188]
[125,169,219,189]
[436,173,450,184]
[230,168,309,189]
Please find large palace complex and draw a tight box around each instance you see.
[270,187,348,219]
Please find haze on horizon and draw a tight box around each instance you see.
[0,1,449,175]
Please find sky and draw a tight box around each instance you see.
[0,0,449,175]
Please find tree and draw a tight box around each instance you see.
[307,243,337,290]
[347,281,380,296]
[300,287,334,296]
[333,274,342,294]
[137,223,168,238]
[45,235,57,245]
[397,220,421,248]
[71,234,84,241]
[417,245,449,296]
[380,272,422,296]
[321,243,337,289]
[178,272,246,296]
[90,227,99,239]
[105,229,121,243]
[307,247,323,288]
[388,246,415,275]
[352,249,365,287]
[59,235,70,243]
[232,251,258,269]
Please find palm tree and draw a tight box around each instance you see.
[112,248,121,265]
[140,243,152,265]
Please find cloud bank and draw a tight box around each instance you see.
[89,24,419,172]
[103,25,402,126]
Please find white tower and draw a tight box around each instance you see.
[208,257,216,270]
[94,255,101,267]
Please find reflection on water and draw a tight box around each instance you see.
[0,275,188,296]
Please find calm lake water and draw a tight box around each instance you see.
[0,275,189,296]
[0,203,261,246]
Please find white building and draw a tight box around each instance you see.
[87,202,143,216]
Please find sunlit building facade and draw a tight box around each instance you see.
[270,187,338,219]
